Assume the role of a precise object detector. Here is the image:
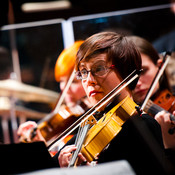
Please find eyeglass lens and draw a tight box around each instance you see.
[77,61,112,79]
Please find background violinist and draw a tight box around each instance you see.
[128,36,175,150]
[17,41,91,146]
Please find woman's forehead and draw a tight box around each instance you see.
[79,53,108,66]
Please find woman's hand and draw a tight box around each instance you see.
[155,111,175,149]
[17,121,46,144]
[58,145,89,167]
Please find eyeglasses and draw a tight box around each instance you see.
[76,61,115,80]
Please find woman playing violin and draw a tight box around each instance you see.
[17,41,91,144]
[128,35,171,105]
[55,32,173,174]
[128,36,175,150]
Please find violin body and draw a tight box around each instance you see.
[38,104,87,142]
[81,96,138,162]
[153,89,175,113]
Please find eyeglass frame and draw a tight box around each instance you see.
[75,63,115,80]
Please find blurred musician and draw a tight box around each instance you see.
[17,40,91,146]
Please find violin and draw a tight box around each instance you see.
[20,68,90,144]
[68,96,138,166]
[144,97,175,122]
[144,89,175,134]
[153,89,175,114]
[20,41,86,144]
[37,100,89,142]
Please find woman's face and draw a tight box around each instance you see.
[78,53,122,106]
[132,53,159,104]
[59,75,86,107]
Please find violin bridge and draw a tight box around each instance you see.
[81,115,97,128]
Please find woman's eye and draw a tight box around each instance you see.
[72,79,79,83]
[141,67,148,75]
[81,69,87,75]
[97,66,104,71]
[95,66,105,73]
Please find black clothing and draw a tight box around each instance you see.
[53,113,175,174]
[1,142,57,174]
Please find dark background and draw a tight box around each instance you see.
[0,0,174,91]
[0,0,170,26]
[0,0,173,92]
[0,0,173,94]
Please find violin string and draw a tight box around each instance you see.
[75,119,89,146]
[70,118,91,166]
[75,125,83,146]
[69,126,83,167]
[68,124,90,167]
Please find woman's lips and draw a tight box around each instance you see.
[134,89,147,95]
[89,90,102,97]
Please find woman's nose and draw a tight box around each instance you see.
[86,72,97,85]
[60,81,67,91]
[136,79,142,87]
[60,82,72,93]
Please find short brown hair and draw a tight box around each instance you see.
[127,36,159,65]
[75,32,142,90]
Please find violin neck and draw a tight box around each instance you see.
[144,100,163,116]
[144,100,175,122]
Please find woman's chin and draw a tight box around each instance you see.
[89,97,101,106]
[66,101,76,108]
